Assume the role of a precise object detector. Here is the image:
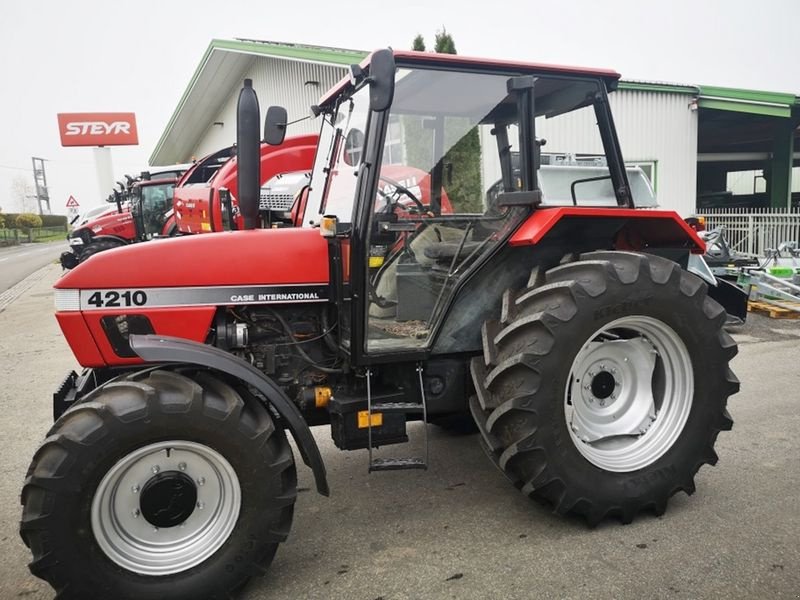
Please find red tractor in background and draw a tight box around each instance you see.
[60,137,318,270]
[60,169,186,269]
[172,134,317,234]
[23,50,744,600]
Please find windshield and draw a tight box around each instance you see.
[304,89,370,226]
[138,182,175,235]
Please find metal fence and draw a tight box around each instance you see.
[0,226,66,246]
[696,208,800,258]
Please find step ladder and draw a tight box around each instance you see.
[367,365,428,472]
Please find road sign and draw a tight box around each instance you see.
[66,196,79,208]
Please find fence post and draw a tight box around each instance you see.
[747,215,754,256]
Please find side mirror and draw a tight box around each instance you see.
[342,128,365,166]
[368,49,395,112]
[264,106,287,146]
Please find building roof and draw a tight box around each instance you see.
[149,39,366,165]
[697,85,800,118]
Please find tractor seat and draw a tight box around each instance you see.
[422,241,484,261]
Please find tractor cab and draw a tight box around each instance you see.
[131,178,177,239]
[276,50,642,362]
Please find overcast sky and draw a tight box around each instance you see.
[0,0,797,215]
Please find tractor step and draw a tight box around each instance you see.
[367,366,428,473]
[369,457,427,472]
[371,402,424,413]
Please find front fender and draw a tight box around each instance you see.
[129,334,330,496]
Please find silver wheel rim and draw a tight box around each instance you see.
[564,316,693,472]
[91,440,241,576]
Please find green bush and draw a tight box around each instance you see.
[40,214,67,228]
[0,213,5,228]
[15,213,43,231]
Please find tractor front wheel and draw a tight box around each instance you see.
[20,369,296,599]
[471,251,739,525]
[78,238,126,263]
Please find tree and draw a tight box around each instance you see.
[15,213,42,232]
[433,28,457,54]
[405,30,481,212]
[433,29,481,212]
[11,174,37,213]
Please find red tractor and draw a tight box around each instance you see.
[23,50,742,599]
[171,134,318,234]
[60,172,185,269]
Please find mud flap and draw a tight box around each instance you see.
[707,278,749,325]
[129,334,330,496]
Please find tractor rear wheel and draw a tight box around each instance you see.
[20,369,296,599]
[470,251,738,525]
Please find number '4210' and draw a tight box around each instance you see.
[86,290,148,308]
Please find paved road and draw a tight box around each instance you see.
[0,241,66,293]
[0,265,798,599]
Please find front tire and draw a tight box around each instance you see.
[470,251,739,525]
[78,238,126,263]
[20,369,296,599]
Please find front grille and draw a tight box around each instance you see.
[259,192,294,211]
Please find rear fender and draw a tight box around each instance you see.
[129,334,330,496]
[509,207,705,254]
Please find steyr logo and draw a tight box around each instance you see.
[57,112,139,147]
[65,121,132,136]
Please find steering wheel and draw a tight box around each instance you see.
[378,175,427,214]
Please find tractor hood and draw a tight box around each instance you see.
[56,228,329,289]
[72,209,133,239]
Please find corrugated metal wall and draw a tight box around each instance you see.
[193,56,347,158]
[531,89,697,215]
[611,90,698,216]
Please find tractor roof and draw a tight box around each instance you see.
[318,49,620,108]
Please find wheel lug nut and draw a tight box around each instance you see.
[152,465,160,474]
[584,384,591,390]
[132,509,140,518]
[610,367,617,374]
[197,477,206,486]
[131,485,140,494]
[178,462,187,471]
[152,527,159,533]
[197,501,205,510]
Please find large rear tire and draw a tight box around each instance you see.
[470,251,738,525]
[20,369,296,599]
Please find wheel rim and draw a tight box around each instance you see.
[91,440,241,576]
[564,316,693,472]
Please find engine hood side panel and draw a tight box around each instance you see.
[55,228,330,289]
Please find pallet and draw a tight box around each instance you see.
[747,300,800,319]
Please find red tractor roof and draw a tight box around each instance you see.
[319,49,620,107]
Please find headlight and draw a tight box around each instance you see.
[54,289,80,311]
[68,237,84,246]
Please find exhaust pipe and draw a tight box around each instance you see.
[237,79,261,230]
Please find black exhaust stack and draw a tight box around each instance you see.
[237,79,261,230]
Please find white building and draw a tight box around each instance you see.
[152,39,800,215]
